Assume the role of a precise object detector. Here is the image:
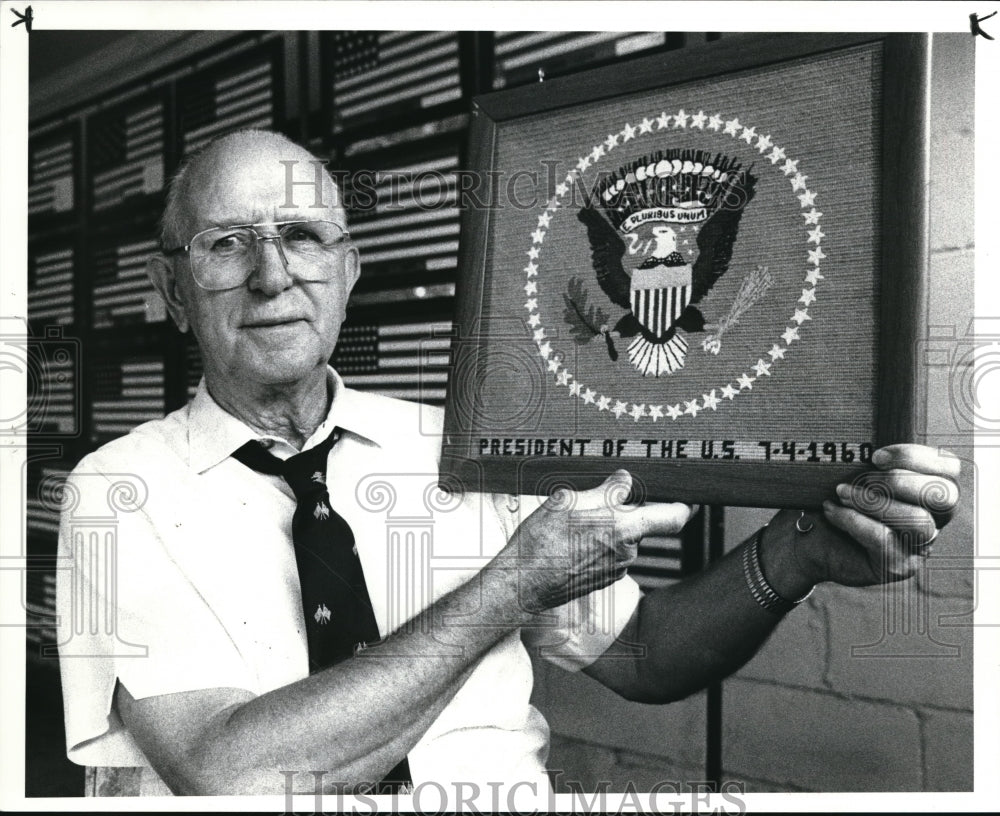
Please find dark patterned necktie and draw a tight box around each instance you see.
[231,429,411,791]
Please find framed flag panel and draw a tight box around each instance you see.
[177,41,283,155]
[442,33,930,509]
[324,31,466,134]
[492,31,680,91]
[28,124,77,221]
[88,91,168,213]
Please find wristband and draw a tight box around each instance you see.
[741,527,813,615]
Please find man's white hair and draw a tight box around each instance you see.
[159,129,340,248]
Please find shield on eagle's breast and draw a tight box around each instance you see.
[628,243,694,340]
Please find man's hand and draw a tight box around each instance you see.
[500,470,695,612]
[777,443,961,590]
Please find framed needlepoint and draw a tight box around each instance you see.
[440,33,930,508]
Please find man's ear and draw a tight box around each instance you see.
[343,245,361,296]
[146,255,191,333]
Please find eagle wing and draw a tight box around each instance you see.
[690,170,758,303]
[577,205,631,309]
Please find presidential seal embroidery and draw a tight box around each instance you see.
[572,149,758,376]
[523,109,826,422]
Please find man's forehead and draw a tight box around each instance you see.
[181,138,344,227]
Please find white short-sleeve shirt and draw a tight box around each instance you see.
[55,369,641,792]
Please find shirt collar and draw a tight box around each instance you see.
[187,367,387,474]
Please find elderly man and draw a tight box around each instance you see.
[57,130,960,798]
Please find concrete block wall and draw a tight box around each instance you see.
[530,33,974,793]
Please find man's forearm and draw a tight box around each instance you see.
[146,560,538,794]
[591,511,815,703]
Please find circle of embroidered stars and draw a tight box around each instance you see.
[523,109,825,423]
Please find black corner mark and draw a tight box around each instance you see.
[10,5,32,33]
[971,10,997,39]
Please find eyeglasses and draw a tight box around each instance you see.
[162,220,351,291]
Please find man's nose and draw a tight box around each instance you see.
[247,236,294,295]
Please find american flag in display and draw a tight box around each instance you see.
[181,56,276,154]
[26,341,78,436]
[333,319,453,405]
[29,247,74,326]
[91,355,165,441]
[492,31,666,89]
[348,152,461,279]
[25,463,71,541]
[90,101,165,211]
[28,135,74,215]
[330,31,463,131]
[91,238,165,329]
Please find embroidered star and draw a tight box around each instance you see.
[768,146,787,164]
[576,156,591,173]
[556,369,571,386]
[798,190,818,208]
[808,246,826,265]
[768,344,787,361]
[582,388,596,404]
[639,117,654,133]
[807,226,825,245]
[538,341,551,358]
[802,208,823,225]
[792,308,812,325]
[597,395,611,411]
[524,262,538,277]
[804,268,825,285]
[605,133,620,150]
[707,114,723,131]
[721,384,738,400]
[737,373,755,390]
[314,603,331,624]
[690,110,707,129]
[311,471,324,484]
[648,404,664,421]
[752,359,772,377]
[533,328,545,342]
[555,182,569,196]
[799,287,817,306]
[531,228,546,244]
[782,158,799,177]
[590,144,606,162]
[546,198,560,212]
[666,404,683,420]
[673,109,688,128]
[547,357,560,373]
[629,403,646,421]
[569,381,582,396]
[782,326,800,345]
[702,390,721,411]
[791,173,809,192]
[527,247,539,260]
[756,133,773,153]
[612,400,629,418]
[684,399,701,417]
[740,125,757,144]
[656,111,671,129]
[724,117,741,136]
[524,280,537,296]
[524,298,537,311]
[538,212,552,228]
[314,501,331,520]
[621,122,637,142]
[527,313,541,327]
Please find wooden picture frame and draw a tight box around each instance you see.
[441,33,929,509]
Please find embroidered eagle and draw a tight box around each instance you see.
[566,149,760,376]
